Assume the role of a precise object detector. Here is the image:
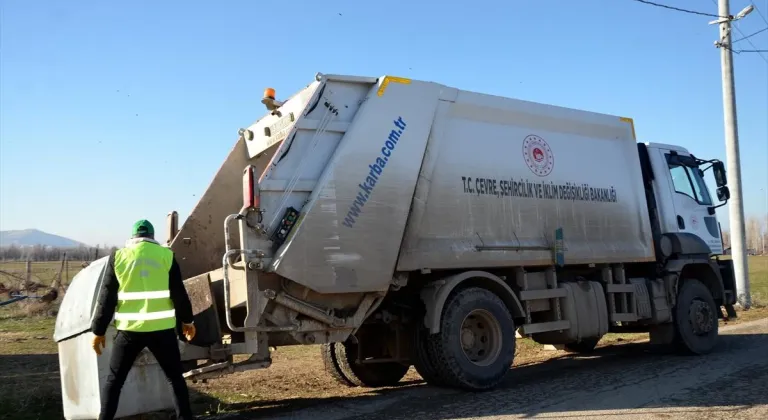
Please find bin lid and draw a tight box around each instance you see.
[53,256,109,342]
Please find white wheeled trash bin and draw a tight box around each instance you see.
[53,256,176,419]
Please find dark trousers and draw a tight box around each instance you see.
[99,329,194,420]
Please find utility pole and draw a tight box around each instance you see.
[716,0,752,308]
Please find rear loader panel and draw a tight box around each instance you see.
[271,77,444,293]
[169,81,320,280]
[244,80,322,159]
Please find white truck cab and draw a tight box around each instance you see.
[640,143,730,256]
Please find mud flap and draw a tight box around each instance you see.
[649,324,675,346]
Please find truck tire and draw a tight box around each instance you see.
[324,341,409,387]
[411,324,448,386]
[427,287,515,391]
[563,337,601,354]
[321,343,355,386]
[673,279,719,355]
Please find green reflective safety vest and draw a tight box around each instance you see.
[113,241,176,332]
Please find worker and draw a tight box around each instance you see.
[90,219,197,420]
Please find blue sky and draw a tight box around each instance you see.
[1,0,767,247]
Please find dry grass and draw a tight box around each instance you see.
[0,257,767,419]
[0,260,86,291]
[748,255,768,307]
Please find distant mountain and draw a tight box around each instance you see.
[0,229,85,248]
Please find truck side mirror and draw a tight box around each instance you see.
[713,161,727,187]
[717,186,730,202]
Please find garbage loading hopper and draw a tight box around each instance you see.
[169,80,321,280]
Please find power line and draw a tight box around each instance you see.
[751,2,768,26]
[733,26,768,42]
[710,0,768,64]
[633,0,768,62]
[631,0,727,18]
[729,46,768,53]
[732,23,768,62]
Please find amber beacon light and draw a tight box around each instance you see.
[261,87,283,112]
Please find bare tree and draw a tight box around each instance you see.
[722,230,731,250]
[746,216,762,253]
[0,245,115,262]
[762,214,768,254]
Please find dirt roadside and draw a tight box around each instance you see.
[238,318,768,420]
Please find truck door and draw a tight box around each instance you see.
[653,147,723,254]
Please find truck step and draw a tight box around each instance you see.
[183,355,273,382]
[183,361,230,380]
[520,320,570,335]
[603,265,638,324]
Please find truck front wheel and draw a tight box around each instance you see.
[674,279,719,355]
[427,287,515,391]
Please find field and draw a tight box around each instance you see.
[0,260,84,284]
[1,256,767,420]
[748,255,768,303]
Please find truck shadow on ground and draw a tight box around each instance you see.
[192,332,768,420]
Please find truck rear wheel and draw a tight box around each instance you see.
[427,287,515,391]
[321,342,355,386]
[322,341,409,388]
[411,324,448,386]
[674,279,719,355]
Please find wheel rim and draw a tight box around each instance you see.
[459,309,502,367]
[688,298,714,335]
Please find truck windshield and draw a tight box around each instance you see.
[666,154,713,206]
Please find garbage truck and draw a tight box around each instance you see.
[54,72,737,417]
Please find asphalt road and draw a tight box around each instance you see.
[275,318,768,420]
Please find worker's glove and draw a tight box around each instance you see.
[182,323,196,342]
[92,335,106,356]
